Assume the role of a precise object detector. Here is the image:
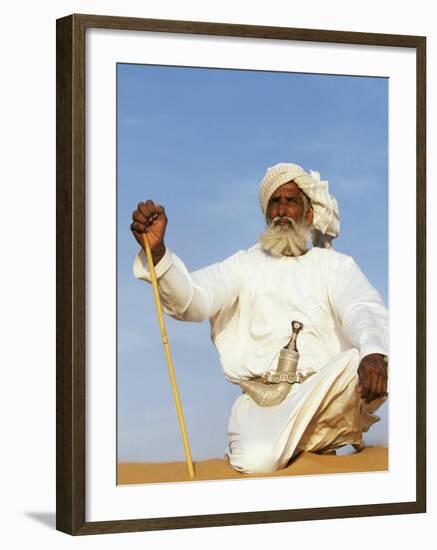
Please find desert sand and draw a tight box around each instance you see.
[118,446,388,485]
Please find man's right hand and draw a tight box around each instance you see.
[130,200,168,264]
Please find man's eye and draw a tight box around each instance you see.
[287,198,297,203]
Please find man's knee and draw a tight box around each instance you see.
[228,441,280,474]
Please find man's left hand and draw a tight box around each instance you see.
[357,353,388,403]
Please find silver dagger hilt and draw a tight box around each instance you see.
[265,320,304,384]
[285,320,304,352]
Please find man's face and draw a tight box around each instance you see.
[266,181,313,225]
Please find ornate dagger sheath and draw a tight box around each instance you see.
[239,320,305,407]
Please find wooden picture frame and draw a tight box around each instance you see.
[56,13,426,535]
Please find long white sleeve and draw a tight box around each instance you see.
[133,247,243,322]
[327,255,388,360]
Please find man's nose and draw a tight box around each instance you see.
[278,201,286,216]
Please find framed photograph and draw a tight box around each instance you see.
[56,13,426,535]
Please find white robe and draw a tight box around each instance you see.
[133,244,388,473]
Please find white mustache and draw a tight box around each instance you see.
[272,216,295,226]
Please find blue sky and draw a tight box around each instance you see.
[117,63,388,463]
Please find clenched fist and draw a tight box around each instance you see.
[130,200,168,264]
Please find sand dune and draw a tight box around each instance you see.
[118,446,388,485]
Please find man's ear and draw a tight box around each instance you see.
[305,205,314,225]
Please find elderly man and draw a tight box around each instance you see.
[130,163,388,474]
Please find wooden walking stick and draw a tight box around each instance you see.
[141,232,195,479]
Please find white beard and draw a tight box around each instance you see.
[259,216,310,257]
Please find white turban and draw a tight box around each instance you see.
[259,163,340,244]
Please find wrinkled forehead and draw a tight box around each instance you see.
[268,181,302,200]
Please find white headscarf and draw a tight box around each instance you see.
[259,163,340,246]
